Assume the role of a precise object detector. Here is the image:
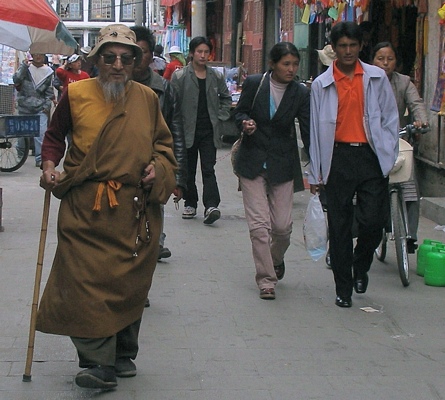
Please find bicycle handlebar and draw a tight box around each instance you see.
[399,124,430,138]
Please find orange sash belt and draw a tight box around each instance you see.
[92,180,123,211]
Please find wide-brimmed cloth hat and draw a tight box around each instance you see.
[316,45,336,66]
[88,24,142,64]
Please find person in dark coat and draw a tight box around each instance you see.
[130,26,187,305]
[234,42,310,300]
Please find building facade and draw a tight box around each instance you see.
[56,0,445,197]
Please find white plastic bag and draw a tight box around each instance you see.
[303,193,328,261]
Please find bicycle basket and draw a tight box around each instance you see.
[389,138,413,183]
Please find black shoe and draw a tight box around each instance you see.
[75,366,117,389]
[407,239,418,254]
[335,296,352,308]
[115,358,137,378]
[274,261,285,280]
[144,298,150,307]
[158,245,171,260]
[354,273,369,294]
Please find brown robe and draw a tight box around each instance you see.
[36,80,177,338]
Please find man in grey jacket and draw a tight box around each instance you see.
[309,22,399,308]
[171,37,231,224]
[13,53,54,167]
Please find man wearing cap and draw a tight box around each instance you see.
[163,45,186,80]
[13,53,54,167]
[37,24,177,389]
[56,54,90,91]
[80,45,97,77]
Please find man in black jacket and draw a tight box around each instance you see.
[130,26,187,305]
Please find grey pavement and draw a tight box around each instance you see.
[1,148,445,400]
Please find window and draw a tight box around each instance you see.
[58,0,82,20]
[121,0,136,21]
[90,0,114,21]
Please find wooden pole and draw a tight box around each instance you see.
[23,190,51,382]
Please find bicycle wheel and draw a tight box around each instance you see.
[374,228,387,261]
[0,137,30,172]
[390,190,409,286]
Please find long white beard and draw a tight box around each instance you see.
[98,76,127,103]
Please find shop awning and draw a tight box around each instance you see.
[160,0,182,7]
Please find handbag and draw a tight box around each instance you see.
[231,135,243,176]
[231,72,267,176]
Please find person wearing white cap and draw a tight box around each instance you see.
[80,45,97,77]
[316,44,336,68]
[55,53,90,92]
[37,23,177,390]
[163,45,186,80]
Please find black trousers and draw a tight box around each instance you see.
[184,128,220,211]
[325,144,389,298]
[71,319,141,368]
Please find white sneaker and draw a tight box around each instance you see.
[182,206,197,219]
[203,207,221,225]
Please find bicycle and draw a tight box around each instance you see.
[374,124,430,287]
[0,114,40,172]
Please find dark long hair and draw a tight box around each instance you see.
[269,42,300,64]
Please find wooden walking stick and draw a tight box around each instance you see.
[23,189,51,382]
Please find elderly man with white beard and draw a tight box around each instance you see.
[37,24,177,390]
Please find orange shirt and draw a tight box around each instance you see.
[333,60,367,143]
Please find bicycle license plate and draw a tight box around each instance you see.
[0,115,40,138]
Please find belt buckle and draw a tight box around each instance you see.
[350,142,360,147]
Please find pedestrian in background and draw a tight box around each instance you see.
[79,45,97,77]
[150,44,167,76]
[171,36,231,224]
[372,41,430,254]
[130,25,188,305]
[233,42,310,300]
[37,24,177,390]
[163,46,186,80]
[309,21,399,308]
[56,53,90,92]
[13,53,54,167]
[316,44,336,72]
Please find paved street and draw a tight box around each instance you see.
[1,148,445,400]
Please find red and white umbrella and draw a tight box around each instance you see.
[0,0,77,55]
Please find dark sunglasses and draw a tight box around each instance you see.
[100,53,135,66]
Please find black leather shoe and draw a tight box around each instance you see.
[75,366,117,389]
[354,273,369,294]
[335,296,352,308]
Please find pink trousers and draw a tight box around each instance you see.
[239,174,294,289]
